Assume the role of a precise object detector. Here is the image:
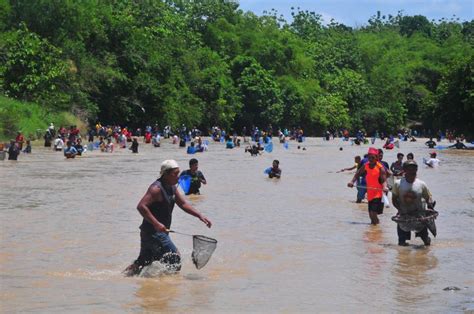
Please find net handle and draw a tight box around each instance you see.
[167,229,193,237]
[167,230,217,243]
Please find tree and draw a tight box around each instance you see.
[1,24,70,108]
[235,61,283,127]
[432,57,474,136]
[310,94,350,131]
[399,15,432,37]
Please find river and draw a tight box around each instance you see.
[1,137,473,312]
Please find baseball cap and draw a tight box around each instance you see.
[368,147,378,155]
[160,159,179,176]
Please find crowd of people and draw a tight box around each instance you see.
[2,122,472,162]
[2,122,473,275]
[344,145,442,247]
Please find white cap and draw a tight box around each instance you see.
[160,159,179,176]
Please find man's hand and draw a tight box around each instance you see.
[347,182,354,188]
[427,201,436,210]
[199,215,212,228]
[383,186,389,193]
[154,222,167,233]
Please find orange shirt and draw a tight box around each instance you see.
[364,162,383,201]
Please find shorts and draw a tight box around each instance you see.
[368,198,384,214]
[134,231,181,269]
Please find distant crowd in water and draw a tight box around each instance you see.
[1,122,472,161]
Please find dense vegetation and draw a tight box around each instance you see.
[0,0,472,136]
[0,96,85,141]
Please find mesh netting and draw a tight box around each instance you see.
[392,210,438,234]
[191,235,217,269]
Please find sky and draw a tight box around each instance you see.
[238,0,473,27]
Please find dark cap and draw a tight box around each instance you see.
[403,160,418,169]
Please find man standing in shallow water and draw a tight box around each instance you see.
[180,158,207,195]
[267,160,282,178]
[392,160,435,246]
[124,160,212,276]
[348,147,388,225]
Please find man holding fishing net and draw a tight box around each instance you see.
[124,159,212,276]
[391,160,436,246]
[347,147,389,225]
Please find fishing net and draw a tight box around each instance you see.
[191,235,217,269]
[392,210,438,235]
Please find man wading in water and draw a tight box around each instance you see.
[348,147,388,225]
[392,160,435,246]
[124,160,212,276]
[179,158,207,195]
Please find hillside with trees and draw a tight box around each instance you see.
[1,0,472,137]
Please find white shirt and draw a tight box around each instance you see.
[392,178,432,215]
[424,157,440,168]
[54,138,64,149]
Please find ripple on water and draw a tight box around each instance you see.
[1,138,473,313]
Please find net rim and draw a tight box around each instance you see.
[193,235,218,244]
[391,211,438,223]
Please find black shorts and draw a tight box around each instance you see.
[368,198,384,214]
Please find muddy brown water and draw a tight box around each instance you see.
[1,138,473,312]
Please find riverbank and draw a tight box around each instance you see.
[0,96,86,141]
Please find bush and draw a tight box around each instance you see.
[0,96,86,141]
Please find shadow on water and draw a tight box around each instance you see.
[391,247,438,311]
[133,276,181,312]
[346,221,371,225]
[183,273,206,281]
[131,271,215,312]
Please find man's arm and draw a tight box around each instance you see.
[421,184,434,209]
[175,190,212,228]
[391,183,401,212]
[425,159,434,168]
[341,164,357,172]
[271,169,281,178]
[347,167,365,187]
[380,166,389,192]
[199,172,207,185]
[136,185,167,232]
[390,163,396,173]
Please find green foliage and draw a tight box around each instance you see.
[323,69,373,112]
[235,61,283,127]
[432,56,474,136]
[0,96,85,140]
[310,94,350,131]
[182,47,240,128]
[0,0,10,32]
[0,1,472,135]
[1,24,70,108]
[399,15,432,37]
